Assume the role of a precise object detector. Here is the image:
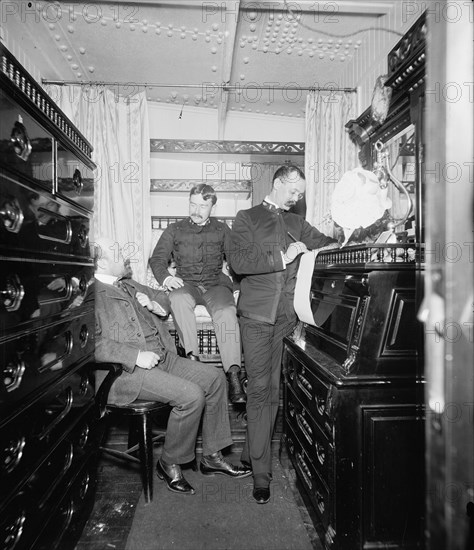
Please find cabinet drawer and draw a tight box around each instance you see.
[286,422,331,532]
[0,259,93,334]
[56,142,94,212]
[0,311,94,408]
[0,174,92,259]
[33,455,98,550]
[286,385,333,487]
[0,367,95,498]
[0,90,54,190]
[0,445,98,550]
[285,348,333,434]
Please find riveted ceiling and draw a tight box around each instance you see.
[2,0,402,123]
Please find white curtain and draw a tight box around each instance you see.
[45,85,151,284]
[305,91,358,237]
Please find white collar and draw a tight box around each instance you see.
[264,195,280,208]
[95,274,117,286]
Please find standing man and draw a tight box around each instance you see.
[229,165,338,504]
[94,238,251,496]
[149,184,245,404]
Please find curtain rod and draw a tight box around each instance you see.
[42,79,356,93]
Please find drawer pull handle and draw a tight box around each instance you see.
[296,413,313,445]
[0,197,24,233]
[38,387,74,440]
[296,373,312,399]
[38,330,73,373]
[38,442,74,509]
[296,452,312,490]
[316,490,325,514]
[36,208,72,244]
[72,168,83,194]
[316,442,325,465]
[79,324,89,348]
[2,436,26,474]
[80,471,90,500]
[10,119,32,161]
[316,396,326,415]
[3,359,26,393]
[77,224,89,248]
[1,274,25,312]
[78,425,90,448]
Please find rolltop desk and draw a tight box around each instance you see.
[282,13,426,550]
[0,45,98,549]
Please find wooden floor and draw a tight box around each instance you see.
[74,445,323,550]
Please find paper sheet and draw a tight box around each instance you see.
[293,250,318,325]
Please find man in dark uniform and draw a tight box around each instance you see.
[149,184,245,404]
[229,166,337,504]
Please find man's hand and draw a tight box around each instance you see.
[136,351,160,369]
[136,291,167,316]
[166,276,184,290]
[283,241,308,265]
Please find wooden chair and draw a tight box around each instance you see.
[95,363,170,503]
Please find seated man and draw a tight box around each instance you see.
[149,184,246,404]
[94,237,251,495]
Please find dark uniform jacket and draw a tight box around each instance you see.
[229,203,336,325]
[149,217,233,290]
[94,278,173,405]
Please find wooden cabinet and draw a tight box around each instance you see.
[283,262,424,549]
[283,13,426,550]
[0,44,98,550]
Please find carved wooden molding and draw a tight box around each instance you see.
[1,45,94,161]
[387,13,426,80]
[150,139,305,155]
[346,12,425,153]
[150,179,251,193]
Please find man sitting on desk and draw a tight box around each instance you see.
[94,238,251,495]
[149,184,246,404]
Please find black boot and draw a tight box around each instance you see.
[186,351,200,361]
[227,366,246,404]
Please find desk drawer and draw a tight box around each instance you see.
[286,385,333,488]
[0,260,93,333]
[0,174,91,260]
[0,367,95,495]
[0,90,54,190]
[286,422,331,532]
[0,313,94,409]
[285,348,333,435]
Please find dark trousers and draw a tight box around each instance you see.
[239,313,296,486]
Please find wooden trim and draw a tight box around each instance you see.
[150,139,305,155]
[150,179,251,194]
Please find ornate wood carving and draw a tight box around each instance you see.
[345,12,426,165]
[150,139,305,155]
[1,45,94,160]
[150,179,251,193]
[387,13,426,80]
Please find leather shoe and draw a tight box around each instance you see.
[186,352,200,362]
[253,486,270,504]
[156,458,195,494]
[227,370,246,404]
[200,451,252,478]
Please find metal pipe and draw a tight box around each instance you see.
[42,79,356,93]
